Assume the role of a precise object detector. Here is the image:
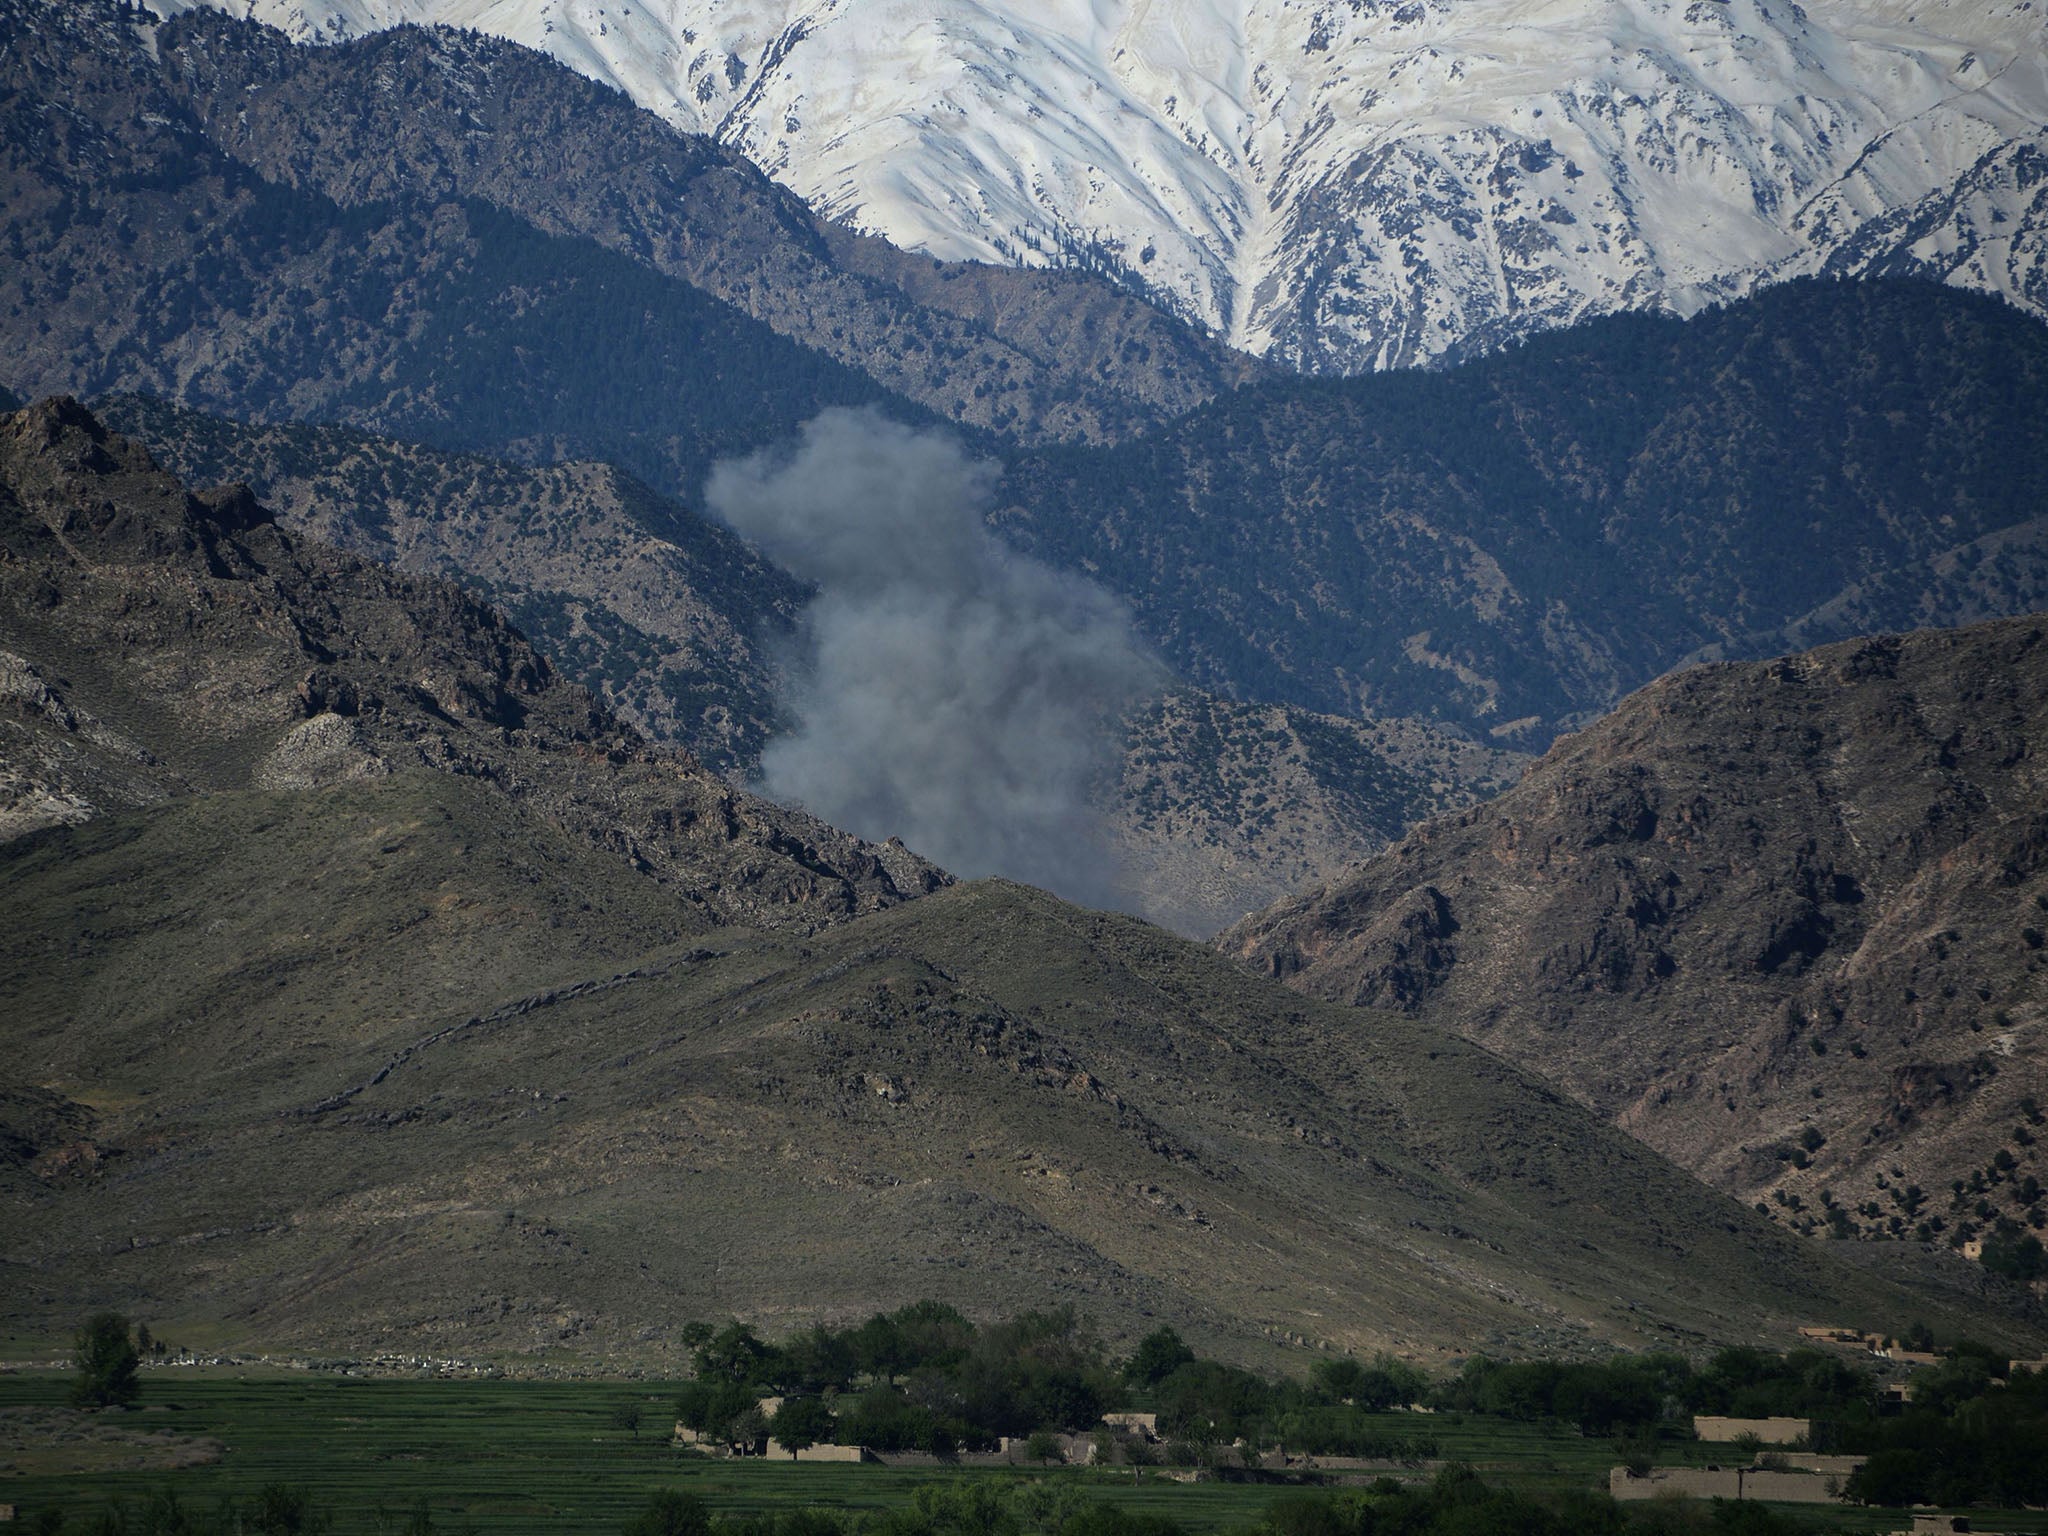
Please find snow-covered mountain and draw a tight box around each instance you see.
[166,0,2048,370]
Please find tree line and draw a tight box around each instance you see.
[669,1304,1436,1461]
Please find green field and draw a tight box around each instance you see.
[3,1371,2043,1535]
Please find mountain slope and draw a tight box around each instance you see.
[5,783,2029,1365]
[2,0,1249,451]
[1110,690,1527,936]
[999,279,2048,745]
[97,396,1529,935]
[2,399,2028,1363]
[1222,614,2048,1271]
[0,0,914,501]
[162,0,2048,372]
[0,396,939,925]
[92,395,810,775]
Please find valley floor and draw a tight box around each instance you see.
[1,1371,2043,1535]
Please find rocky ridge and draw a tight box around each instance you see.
[2,0,1249,452]
[1223,615,2048,1271]
[0,396,942,927]
[1000,279,2048,745]
[6,789,2027,1363]
[92,395,809,775]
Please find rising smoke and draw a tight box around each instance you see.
[707,408,1165,909]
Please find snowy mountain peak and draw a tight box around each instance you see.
[162,0,2048,369]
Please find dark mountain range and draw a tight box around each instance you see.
[1223,615,2048,1281]
[1000,281,2048,748]
[0,0,911,502]
[1,405,2028,1364]
[0,395,938,924]
[0,0,1248,469]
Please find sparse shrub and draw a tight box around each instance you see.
[251,1484,329,1536]
[1025,1430,1063,1465]
[624,1491,710,1536]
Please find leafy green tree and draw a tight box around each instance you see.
[697,1322,775,1384]
[1313,1353,1424,1411]
[1123,1327,1195,1387]
[1310,1358,1365,1402]
[1614,1428,1659,1477]
[770,1395,835,1456]
[138,1487,193,1536]
[907,1481,1016,1536]
[727,1404,769,1454]
[674,1377,759,1439]
[1024,1430,1062,1465]
[1846,1446,1931,1507]
[1982,1232,2047,1282]
[72,1312,140,1409]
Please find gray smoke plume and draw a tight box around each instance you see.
[707,408,1164,909]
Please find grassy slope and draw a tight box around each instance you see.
[4,775,2031,1371]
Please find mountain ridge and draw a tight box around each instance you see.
[4,395,2033,1364]
[158,0,2048,373]
[49,0,1253,446]
[92,393,1531,935]
[999,278,2048,746]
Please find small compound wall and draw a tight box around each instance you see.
[1611,1468,1843,1504]
[1692,1416,1810,1445]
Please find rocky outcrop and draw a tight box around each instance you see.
[1224,616,2048,1262]
[1109,690,1527,937]
[0,397,944,928]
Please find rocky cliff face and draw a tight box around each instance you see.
[92,395,810,775]
[1111,690,1527,936]
[159,0,2048,373]
[0,397,941,926]
[1224,615,2048,1268]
